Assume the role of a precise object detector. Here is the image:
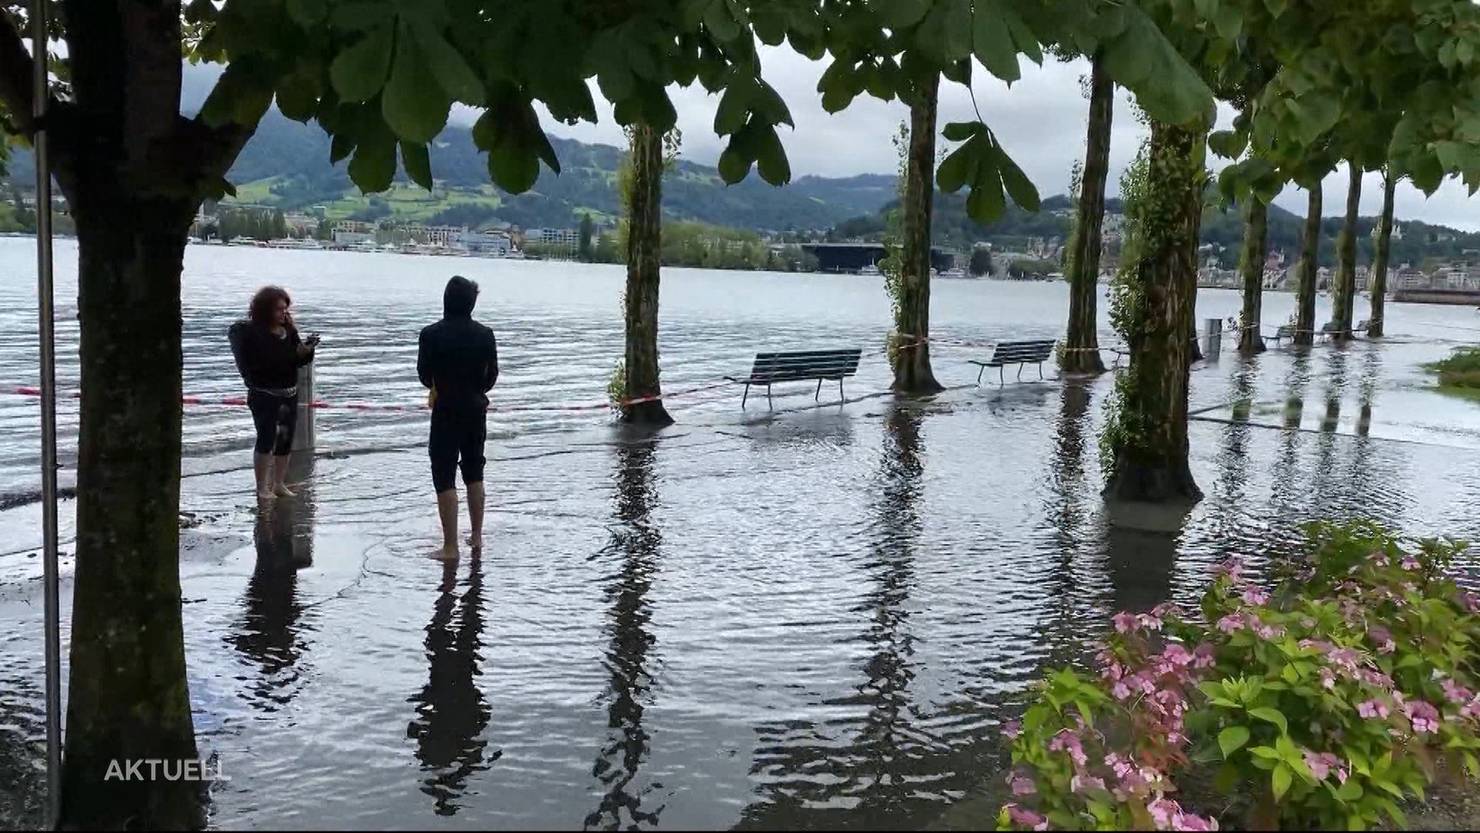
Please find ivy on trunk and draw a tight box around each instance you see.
[1331,163,1363,340]
[1237,198,1269,353]
[1062,54,1112,376]
[621,125,673,426]
[1103,120,1206,505]
[892,75,943,395]
[1368,171,1396,338]
[1294,184,1323,347]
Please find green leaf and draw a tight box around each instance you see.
[1272,763,1293,801]
[287,0,328,26]
[714,83,751,136]
[942,121,984,142]
[1209,129,1248,159]
[1219,726,1251,759]
[704,0,741,41]
[331,22,395,103]
[916,0,972,63]
[348,123,396,193]
[329,132,356,164]
[1287,95,1341,146]
[936,141,976,192]
[1214,5,1243,40]
[997,148,1039,211]
[1248,707,1288,735]
[1336,778,1364,801]
[1249,745,1282,761]
[973,0,1021,83]
[875,0,930,29]
[381,24,452,143]
[717,145,752,184]
[400,141,433,190]
[332,0,394,30]
[755,125,791,186]
[966,160,1006,222]
[487,144,539,194]
[412,24,485,106]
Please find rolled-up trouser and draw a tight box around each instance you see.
[429,405,487,493]
[248,390,298,456]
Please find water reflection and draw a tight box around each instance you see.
[584,435,664,831]
[228,455,316,711]
[1038,383,1099,664]
[406,555,494,816]
[738,404,932,829]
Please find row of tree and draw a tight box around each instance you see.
[4,1,1480,827]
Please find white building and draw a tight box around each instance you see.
[457,229,514,256]
[525,227,580,257]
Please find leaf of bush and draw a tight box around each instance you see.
[1248,707,1288,735]
[1218,726,1251,759]
[400,141,432,190]
[997,148,1039,211]
[1272,763,1292,801]
[415,26,485,106]
[382,25,452,144]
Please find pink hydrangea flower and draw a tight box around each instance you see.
[1175,813,1220,831]
[1148,798,1180,830]
[1192,643,1216,669]
[1138,612,1165,632]
[1213,558,1244,582]
[1461,591,1480,614]
[1405,700,1441,734]
[1010,775,1036,796]
[1162,643,1194,667]
[1070,774,1106,794]
[1304,751,1341,781]
[1461,696,1480,721]
[1112,679,1132,700]
[1370,552,1390,568]
[1105,752,1133,779]
[1241,587,1270,606]
[1216,614,1245,634]
[1113,611,1140,634]
[1367,626,1395,654]
[1401,557,1420,571]
[1002,720,1021,739]
[1443,678,1474,705]
[1048,730,1088,767]
[1357,699,1390,719]
[1251,620,1283,641]
[1005,804,1048,831]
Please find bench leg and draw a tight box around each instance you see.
[976,364,985,385]
[999,365,1005,386]
[742,382,750,408]
[1038,362,1044,380]
[838,378,845,402]
[766,384,773,408]
[816,378,823,401]
[1017,363,1025,381]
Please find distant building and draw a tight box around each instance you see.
[456,229,513,256]
[525,227,581,257]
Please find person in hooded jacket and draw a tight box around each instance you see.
[417,275,499,559]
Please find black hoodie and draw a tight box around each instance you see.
[417,276,499,410]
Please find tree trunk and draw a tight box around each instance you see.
[1187,197,1205,364]
[1332,163,1362,340]
[622,126,673,425]
[54,3,224,827]
[1368,170,1395,337]
[1062,55,1111,375]
[62,198,205,830]
[1104,120,1205,504]
[1294,183,1323,346]
[892,75,944,394]
[1238,198,1269,353]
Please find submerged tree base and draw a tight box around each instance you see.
[1104,457,1204,504]
[621,400,674,426]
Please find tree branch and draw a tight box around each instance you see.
[173,62,272,198]
[0,9,36,134]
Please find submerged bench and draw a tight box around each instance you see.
[729,348,863,407]
[969,339,1057,385]
[1271,324,1296,343]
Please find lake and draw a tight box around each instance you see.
[3,238,1480,829]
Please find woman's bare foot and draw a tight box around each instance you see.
[257,490,277,502]
[430,542,460,562]
[273,484,296,498]
[466,531,482,552]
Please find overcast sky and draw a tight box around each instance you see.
[529,46,1479,232]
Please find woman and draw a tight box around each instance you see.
[230,286,318,500]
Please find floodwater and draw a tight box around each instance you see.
[3,238,1480,829]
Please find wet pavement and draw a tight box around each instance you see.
[3,240,1480,828]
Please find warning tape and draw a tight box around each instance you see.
[5,381,736,415]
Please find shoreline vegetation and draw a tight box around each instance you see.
[1425,348,1480,400]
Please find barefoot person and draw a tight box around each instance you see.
[417,275,499,559]
[230,286,318,501]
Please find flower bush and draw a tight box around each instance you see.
[999,521,1480,831]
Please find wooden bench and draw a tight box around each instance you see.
[1354,318,1370,335]
[729,348,863,407]
[1272,324,1296,343]
[969,339,1057,385]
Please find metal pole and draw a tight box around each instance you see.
[32,0,63,827]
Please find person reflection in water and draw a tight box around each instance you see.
[417,276,499,560]
[407,558,494,816]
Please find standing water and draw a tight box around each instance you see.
[3,239,1480,829]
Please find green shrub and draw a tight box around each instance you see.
[1428,347,1480,390]
[1000,521,1480,831]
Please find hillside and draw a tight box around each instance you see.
[828,188,1480,268]
[6,111,893,232]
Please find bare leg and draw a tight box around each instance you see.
[254,453,275,501]
[434,488,459,560]
[272,454,296,497]
[466,481,485,552]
